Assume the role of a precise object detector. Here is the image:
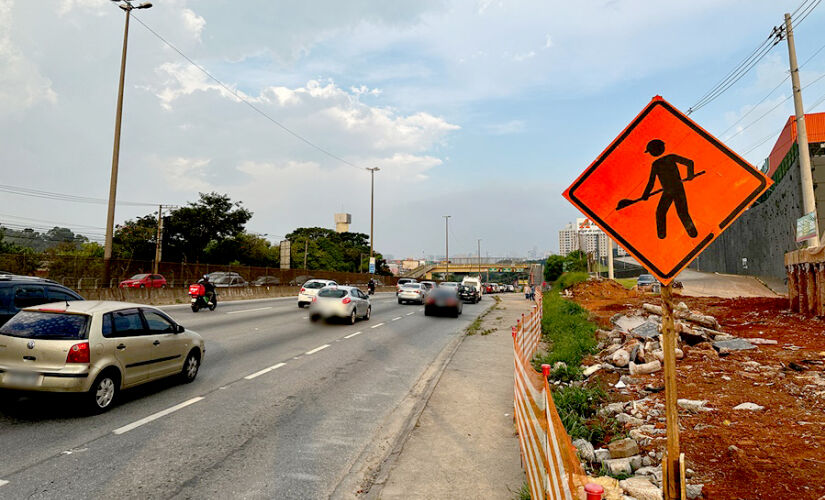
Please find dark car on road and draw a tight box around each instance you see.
[252,276,281,286]
[0,274,84,326]
[424,287,463,317]
[457,284,480,303]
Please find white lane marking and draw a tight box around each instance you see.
[226,306,272,315]
[244,362,286,380]
[306,344,330,355]
[406,312,415,316]
[418,308,424,312]
[392,317,402,321]
[370,322,385,329]
[0,480,8,487]
[302,316,309,319]
[344,331,362,339]
[113,397,204,435]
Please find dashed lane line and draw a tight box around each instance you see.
[244,362,286,380]
[306,344,330,355]
[344,331,362,339]
[225,306,273,315]
[0,480,8,487]
[406,312,415,316]
[370,322,385,329]
[392,317,402,321]
[113,397,205,435]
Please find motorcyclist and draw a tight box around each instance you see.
[368,279,376,295]
[198,275,216,305]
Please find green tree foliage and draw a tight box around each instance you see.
[113,214,157,260]
[1,226,87,253]
[565,250,588,273]
[286,227,391,275]
[544,254,566,282]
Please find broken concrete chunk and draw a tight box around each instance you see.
[616,413,645,426]
[631,321,660,339]
[608,438,640,459]
[583,364,602,377]
[604,457,633,476]
[685,484,704,500]
[594,448,611,463]
[744,338,778,345]
[733,402,765,411]
[713,333,736,342]
[553,361,567,372]
[676,301,689,312]
[629,360,662,376]
[572,438,596,462]
[629,455,644,471]
[618,476,663,500]
[713,338,756,352]
[614,314,647,332]
[612,349,631,367]
[601,402,627,416]
[677,399,712,413]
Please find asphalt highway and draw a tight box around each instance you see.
[0,292,490,499]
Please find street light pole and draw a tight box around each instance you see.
[367,167,380,272]
[443,215,451,280]
[477,238,481,279]
[103,1,152,287]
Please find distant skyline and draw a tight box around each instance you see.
[2,1,824,259]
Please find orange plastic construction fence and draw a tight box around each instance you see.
[512,289,588,500]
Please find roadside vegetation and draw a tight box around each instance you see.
[534,272,621,447]
[466,296,501,336]
[616,277,637,289]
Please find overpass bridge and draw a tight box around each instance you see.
[401,258,538,280]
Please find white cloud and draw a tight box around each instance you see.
[485,120,525,135]
[159,157,213,192]
[544,34,554,49]
[513,51,536,62]
[0,0,57,112]
[181,8,206,41]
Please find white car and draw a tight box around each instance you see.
[308,286,371,324]
[298,279,338,308]
[461,277,483,299]
[397,283,427,304]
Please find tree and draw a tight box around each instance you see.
[544,254,565,282]
[113,214,157,260]
[284,227,391,274]
[565,250,588,273]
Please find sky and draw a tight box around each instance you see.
[2,0,825,259]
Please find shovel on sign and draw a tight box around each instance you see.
[616,170,706,210]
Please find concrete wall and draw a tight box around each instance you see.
[692,149,825,280]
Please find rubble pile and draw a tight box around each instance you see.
[572,301,763,500]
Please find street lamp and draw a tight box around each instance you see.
[443,215,451,280]
[102,0,152,287]
[367,167,379,274]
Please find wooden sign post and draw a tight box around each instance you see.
[661,283,682,499]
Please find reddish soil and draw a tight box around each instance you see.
[572,281,825,500]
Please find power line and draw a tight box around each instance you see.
[0,183,158,207]
[793,0,823,27]
[131,14,369,173]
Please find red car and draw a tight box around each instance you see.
[119,273,167,288]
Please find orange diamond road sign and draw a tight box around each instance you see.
[563,96,772,285]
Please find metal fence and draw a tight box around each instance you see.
[0,253,398,289]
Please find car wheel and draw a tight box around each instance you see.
[298,302,306,308]
[180,350,200,383]
[364,306,371,320]
[398,299,403,304]
[349,309,357,325]
[88,370,119,413]
[191,304,199,313]
[424,306,432,316]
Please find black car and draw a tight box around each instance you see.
[0,274,84,326]
[457,284,479,303]
[252,276,281,286]
[424,288,463,317]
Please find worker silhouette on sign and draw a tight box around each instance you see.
[640,139,699,240]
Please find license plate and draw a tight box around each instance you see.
[3,371,41,387]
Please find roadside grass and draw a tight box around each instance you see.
[616,278,637,290]
[466,296,500,335]
[553,384,621,444]
[514,481,531,500]
[553,272,589,292]
[534,287,598,370]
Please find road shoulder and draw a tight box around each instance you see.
[376,294,530,499]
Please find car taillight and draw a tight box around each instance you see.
[312,297,317,303]
[342,297,351,304]
[426,297,435,304]
[66,342,90,364]
[301,288,306,293]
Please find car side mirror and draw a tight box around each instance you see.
[175,324,185,334]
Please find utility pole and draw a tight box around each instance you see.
[367,167,380,262]
[443,216,451,280]
[607,237,614,280]
[477,239,482,279]
[784,13,819,245]
[103,0,152,287]
[304,239,309,270]
[153,205,164,274]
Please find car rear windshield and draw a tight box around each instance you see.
[304,281,328,289]
[318,289,347,298]
[130,274,149,280]
[403,284,421,289]
[0,311,89,340]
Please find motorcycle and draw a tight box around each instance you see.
[368,283,376,295]
[189,283,217,312]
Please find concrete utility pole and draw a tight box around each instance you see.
[304,239,309,270]
[153,205,164,274]
[477,239,482,278]
[607,238,615,279]
[367,167,380,259]
[784,13,819,245]
[103,0,152,287]
[443,215,451,279]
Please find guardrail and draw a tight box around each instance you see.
[512,289,590,499]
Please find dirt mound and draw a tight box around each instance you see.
[571,279,637,302]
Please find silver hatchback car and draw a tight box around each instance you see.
[308,286,371,324]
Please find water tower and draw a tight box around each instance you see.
[335,213,351,233]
